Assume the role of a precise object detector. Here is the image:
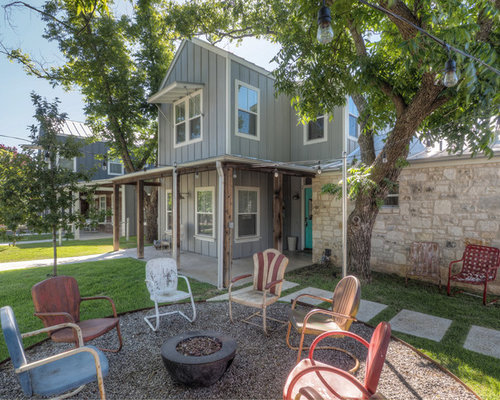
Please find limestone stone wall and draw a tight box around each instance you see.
[312,157,500,294]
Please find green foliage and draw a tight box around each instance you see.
[322,164,377,200]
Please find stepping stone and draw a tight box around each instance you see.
[464,325,500,359]
[389,309,452,342]
[207,280,299,302]
[279,287,333,305]
[357,300,387,323]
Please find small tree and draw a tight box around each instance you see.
[26,93,96,276]
[0,145,34,245]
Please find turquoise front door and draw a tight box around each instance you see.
[304,187,313,249]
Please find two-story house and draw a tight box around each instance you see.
[110,38,357,288]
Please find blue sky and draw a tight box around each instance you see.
[0,4,279,149]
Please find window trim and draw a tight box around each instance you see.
[107,158,124,176]
[165,189,172,233]
[235,80,260,141]
[382,186,399,208]
[235,186,260,242]
[195,186,215,240]
[348,97,360,142]
[98,195,107,222]
[56,155,77,172]
[173,89,203,149]
[303,114,328,145]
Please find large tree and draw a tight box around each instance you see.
[1,0,176,241]
[163,0,499,281]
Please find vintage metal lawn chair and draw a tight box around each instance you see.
[1,306,108,399]
[406,241,441,288]
[31,276,123,352]
[283,322,391,400]
[286,275,361,368]
[229,248,289,334]
[447,244,500,305]
[144,257,196,331]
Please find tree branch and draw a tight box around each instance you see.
[3,1,72,30]
[378,0,421,40]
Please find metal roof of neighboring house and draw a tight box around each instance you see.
[59,120,94,138]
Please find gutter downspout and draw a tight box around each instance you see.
[216,161,224,289]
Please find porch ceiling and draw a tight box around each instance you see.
[148,81,204,104]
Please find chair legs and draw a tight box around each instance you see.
[144,299,196,332]
[285,322,360,373]
[229,301,287,334]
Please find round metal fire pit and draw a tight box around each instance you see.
[161,330,237,387]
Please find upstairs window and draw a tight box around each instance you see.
[348,97,360,140]
[236,81,259,140]
[174,90,202,148]
[57,155,76,172]
[304,115,328,144]
[108,158,124,175]
[235,187,260,240]
[195,187,214,238]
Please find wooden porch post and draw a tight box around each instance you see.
[113,184,120,251]
[223,166,234,287]
[136,180,144,259]
[273,172,283,252]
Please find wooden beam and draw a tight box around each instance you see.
[136,180,144,259]
[112,170,172,185]
[113,184,120,251]
[123,181,161,187]
[223,166,234,287]
[273,172,284,252]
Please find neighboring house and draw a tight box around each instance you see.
[110,38,358,288]
[314,139,500,295]
[50,120,135,236]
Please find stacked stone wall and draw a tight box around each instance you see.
[312,158,500,295]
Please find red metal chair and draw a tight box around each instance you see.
[283,322,391,400]
[447,244,500,305]
[229,248,289,333]
[32,276,123,352]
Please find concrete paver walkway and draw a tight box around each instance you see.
[389,309,452,342]
[464,325,500,359]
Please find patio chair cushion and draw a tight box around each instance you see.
[289,308,342,336]
[230,289,279,307]
[283,358,364,400]
[151,290,192,304]
[49,318,120,343]
[30,345,109,397]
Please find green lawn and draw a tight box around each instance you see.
[0,258,221,362]
[0,237,147,263]
[285,264,500,400]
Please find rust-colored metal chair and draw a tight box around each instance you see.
[229,248,289,334]
[286,275,361,369]
[31,276,123,352]
[283,322,391,400]
[447,244,500,305]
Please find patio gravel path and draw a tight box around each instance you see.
[0,302,478,400]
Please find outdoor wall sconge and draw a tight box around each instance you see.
[317,0,333,44]
[102,157,107,171]
[195,171,199,179]
[274,168,279,178]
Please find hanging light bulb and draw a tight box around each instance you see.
[317,166,322,175]
[102,159,107,171]
[233,172,237,179]
[195,171,199,179]
[443,45,458,87]
[44,151,50,163]
[274,168,279,178]
[382,152,388,163]
[317,0,333,44]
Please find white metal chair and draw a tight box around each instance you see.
[144,258,196,331]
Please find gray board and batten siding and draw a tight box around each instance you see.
[157,40,227,166]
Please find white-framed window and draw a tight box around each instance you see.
[348,97,360,141]
[165,189,172,232]
[98,195,107,222]
[195,186,215,238]
[235,187,260,240]
[235,80,260,140]
[174,90,203,148]
[303,115,328,145]
[57,155,76,172]
[382,185,399,208]
[108,158,124,175]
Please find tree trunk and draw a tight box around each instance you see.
[52,226,58,276]
[347,195,380,283]
[145,187,158,243]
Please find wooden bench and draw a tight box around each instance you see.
[447,244,500,305]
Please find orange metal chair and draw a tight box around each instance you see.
[447,244,500,305]
[229,248,289,333]
[31,275,123,352]
[283,322,391,400]
[286,275,361,368]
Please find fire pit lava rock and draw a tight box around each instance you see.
[161,330,237,387]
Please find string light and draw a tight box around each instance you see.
[317,0,333,44]
[274,168,279,178]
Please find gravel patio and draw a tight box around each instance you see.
[0,302,478,399]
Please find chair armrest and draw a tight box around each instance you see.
[291,293,333,310]
[448,258,464,275]
[297,387,323,400]
[34,311,75,323]
[178,274,193,295]
[284,365,370,400]
[264,279,283,291]
[21,322,84,347]
[81,296,118,318]
[302,309,358,332]
[309,329,370,358]
[16,346,102,374]
[231,274,252,284]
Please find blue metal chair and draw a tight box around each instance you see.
[1,306,109,399]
